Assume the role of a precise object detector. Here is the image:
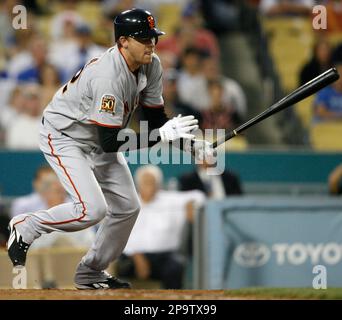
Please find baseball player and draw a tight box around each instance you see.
[7,8,215,289]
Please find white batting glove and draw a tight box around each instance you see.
[159,114,199,143]
[184,139,217,162]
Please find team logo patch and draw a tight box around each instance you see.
[99,95,116,114]
[147,16,155,29]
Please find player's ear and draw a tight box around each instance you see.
[118,36,129,49]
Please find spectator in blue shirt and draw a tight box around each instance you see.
[313,62,342,122]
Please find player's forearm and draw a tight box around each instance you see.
[141,105,169,129]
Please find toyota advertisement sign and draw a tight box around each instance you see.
[196,197,342,289]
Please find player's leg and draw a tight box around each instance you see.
[8,128,107,266]
[74,152,140,288]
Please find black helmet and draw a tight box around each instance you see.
[114,8,165,43]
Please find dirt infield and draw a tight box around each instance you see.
[0,289,239,300]
[2,288,341,300]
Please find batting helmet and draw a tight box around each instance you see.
[114,8,165,43]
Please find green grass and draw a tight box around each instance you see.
[224,287,342,300]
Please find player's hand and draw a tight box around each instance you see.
[159,114,198,143]
[185,139,216,162]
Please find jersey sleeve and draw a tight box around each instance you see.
[88,77,124,128]
[140,55,164,108]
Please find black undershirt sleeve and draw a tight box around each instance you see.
[97,106,170,153]
[141,106,169,130]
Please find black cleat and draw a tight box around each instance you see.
[7,221,30,266]
[75,276,132,290]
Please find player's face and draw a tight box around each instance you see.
[127,37,156,65]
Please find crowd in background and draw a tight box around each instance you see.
[0,0,250,149]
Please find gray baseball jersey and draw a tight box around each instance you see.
[12,45,165,282]
[43,45,164,146]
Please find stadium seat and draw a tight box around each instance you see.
[310,122,342,151]
[295,95,314,129]
[262,17,314,92]
[156,4,181,38]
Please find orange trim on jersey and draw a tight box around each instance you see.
[141,104,164,109]
[42,134,87,225]
[89,119,122,128]
[13,216,29,227]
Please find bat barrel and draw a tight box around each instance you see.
[211,68,340,149]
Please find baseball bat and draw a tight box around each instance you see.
[212,67,340,149]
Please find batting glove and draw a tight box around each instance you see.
[159,114,199,143]
[184,139,217,162]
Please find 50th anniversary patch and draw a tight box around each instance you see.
[99,94,116,114]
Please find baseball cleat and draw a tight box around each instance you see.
[7,221,30,266]
[75,276,132,290]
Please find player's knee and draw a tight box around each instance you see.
[129,198,141,217]
[87,201,107,223]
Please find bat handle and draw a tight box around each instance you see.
[211,129,238,149]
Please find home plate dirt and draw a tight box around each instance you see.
[0,289,243,300]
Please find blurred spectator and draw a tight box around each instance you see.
[22,0,48,15]
[0,77,17,109]
[329,163,342,195]
[162,68,202,120]
[102,0,136,21]
[179,158,243,199]
[0,86,25,145]
[312,62,342,122]
[4,83,42,149]
[325,0,342,33]
[117,165,205,289]
[157,2,220,60]
[6,33,52,83]
[0,0,16,53]
[178,157,242,261]
[176,47,208,111]
[299,39,333,86]
[158,51,178,70]
[11,165,67,218]
[259,0,314,16]
[332,42,342,64]
[39,63,62,108]
[97,0,137,47]
[200,79,240,131]
[49,23,106,82]
[202,56,247,120]
[16,36,51,83]
[49,1,84,41]
[199,0,241,34]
